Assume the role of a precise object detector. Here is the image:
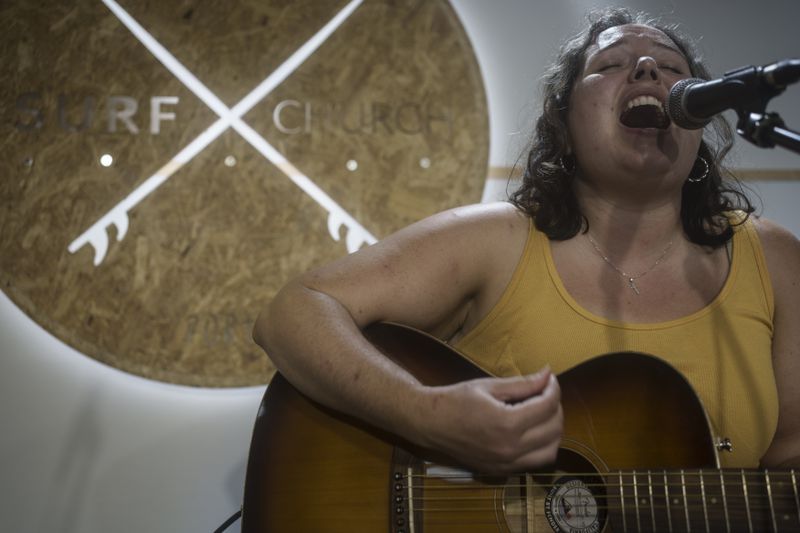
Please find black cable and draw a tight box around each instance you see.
[213,509,242,533]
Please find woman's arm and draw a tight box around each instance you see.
[756,218,800,468]
[253,203,563,474]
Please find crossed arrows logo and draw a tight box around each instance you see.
[68,0,377,266]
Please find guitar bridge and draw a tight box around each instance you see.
[390,447,423,533]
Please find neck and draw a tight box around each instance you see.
[575,182,684,257]
[604,467,800,533]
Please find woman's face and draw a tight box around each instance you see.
[567,24,703,196]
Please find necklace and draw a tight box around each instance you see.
[585,233,674,295]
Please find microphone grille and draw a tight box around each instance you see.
[667,78,709,130]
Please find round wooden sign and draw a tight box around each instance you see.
[0,0,488,387]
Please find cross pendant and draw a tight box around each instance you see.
[628,277,640,295]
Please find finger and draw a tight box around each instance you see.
[503,407,563,471]
[480,426,563,475]
[506,374,561,426]
[509,435,562,471]
[518,401,563,450]
[487,367,552,403]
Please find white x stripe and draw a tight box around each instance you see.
[69,0,375,265]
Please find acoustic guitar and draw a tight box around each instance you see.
[242,322,799,532]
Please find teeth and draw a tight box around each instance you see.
[626,95,663,111]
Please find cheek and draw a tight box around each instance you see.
[570,83,617,125]
[567,99,616,149]
[684,131,704,154]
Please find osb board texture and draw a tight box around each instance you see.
[0,0,489,386]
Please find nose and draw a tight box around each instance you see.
[629,56,660,82]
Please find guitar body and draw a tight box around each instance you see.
[241,323,720,532]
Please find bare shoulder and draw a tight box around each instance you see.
[400,201,528,239]
[751,216,800,294]
[370,201,530,265]
[296,202,531,333]
[752,219,800,467]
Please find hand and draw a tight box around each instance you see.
[415,368,563,475]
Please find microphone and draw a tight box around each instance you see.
[667,59,800,130]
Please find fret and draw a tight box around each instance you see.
[794,470,800,528]
[766,470,778,533]
[633,470,642,532]
[619,471,628,533]
[700,470,710,533]
[719,469,731,533]
[664,471,673,533]
[742,470,754,532]
[681,469,691,532]
[648,470,657,532]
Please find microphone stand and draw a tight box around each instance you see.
[737,112,800,154]
[734,59,800,155]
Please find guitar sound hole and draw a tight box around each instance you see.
[503,449,607,533]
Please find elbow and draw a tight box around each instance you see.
[251,307,268,350]
[252,288,284,351]
[251,279,304,351]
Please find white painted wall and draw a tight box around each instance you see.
[1,2,798,533]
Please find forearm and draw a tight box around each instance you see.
[253,280,430,445]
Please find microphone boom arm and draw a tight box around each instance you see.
[737,111,800,154]
[729,60,800,155]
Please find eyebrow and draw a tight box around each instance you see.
[595,38,684,57]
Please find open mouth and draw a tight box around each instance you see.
[619,95,671,130]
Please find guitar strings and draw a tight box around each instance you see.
[403,469,797,480]
[399,470,798,491]
[303,503,800,529]
[381,470,800,515]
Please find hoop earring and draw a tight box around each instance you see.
[687,156,709,183]
[559,155,576,175]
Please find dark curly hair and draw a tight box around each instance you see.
[509,7,753,247]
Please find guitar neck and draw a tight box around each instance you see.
[608,468,800,532]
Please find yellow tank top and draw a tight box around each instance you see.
[455,217,778,467]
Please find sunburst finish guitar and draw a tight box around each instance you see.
[242,322,800,532]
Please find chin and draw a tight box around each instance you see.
[623,154,678,178]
